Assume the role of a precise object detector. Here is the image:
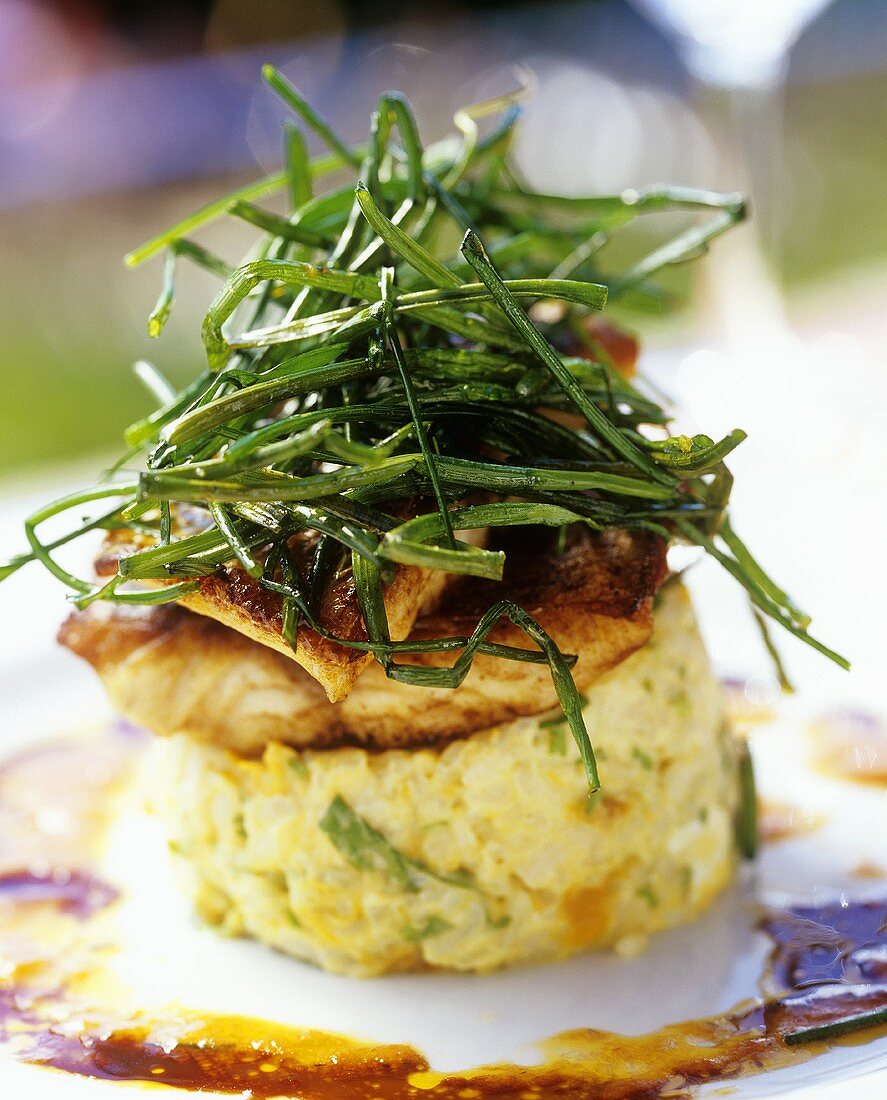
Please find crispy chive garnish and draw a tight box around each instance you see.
[320,793,508,926]
[402,916,453,943]
[263,65,362,170]
[783,1004,887,1046]
[2,74,849,796]
[735,739,758,860]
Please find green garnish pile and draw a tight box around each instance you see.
[1,67,847,792]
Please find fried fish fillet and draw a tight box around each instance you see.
[96,516,452,704]
[61,528,667,753]
[60,602,334,756]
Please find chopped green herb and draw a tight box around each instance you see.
[539,713,564,729]
[288,757,309,780]
[286,908,302,928]
[679,865,693,896]
[319,794,420,891]
[637,883,659,909]
[752,605,796,694]
[320,795,508,927]
[402,915,453,943]
[698,806,709,824]
[632,746,654,770]
[233,813,247,839]
[486,912,512,930]
[548,722,568,755]
[430,866,480,892]
[668,688,689,712]
[735,741,758,859]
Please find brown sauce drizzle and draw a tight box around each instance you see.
[810,709,887,786]
[0,731,885,1099]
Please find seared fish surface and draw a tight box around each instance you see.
[96,511,451,703]
[62,528,666,753]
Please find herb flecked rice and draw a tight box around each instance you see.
[157,583,738,977]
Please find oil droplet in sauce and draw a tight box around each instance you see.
[0,731,885,1100]
[810,709,887,786]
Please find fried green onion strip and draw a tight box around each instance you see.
[19,483,196,606]
[460,229,668,483]
[783,1004,887,1046]
[380,265,455,548]
[380,502,588,577]
[674,517,848,669]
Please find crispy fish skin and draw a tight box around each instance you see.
[96,524,450,704]
[63,528,667,753]
[176,558,449,704]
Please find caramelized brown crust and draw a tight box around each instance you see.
[414,526,664,636]
[96,521,449,704]
[342,527,667,742]
[64,528,667,753]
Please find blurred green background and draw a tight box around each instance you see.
[1,0,885,481]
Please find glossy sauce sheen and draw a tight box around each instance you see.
[0,733,885,1100]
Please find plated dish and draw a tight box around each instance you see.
[1,68,884,1098]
